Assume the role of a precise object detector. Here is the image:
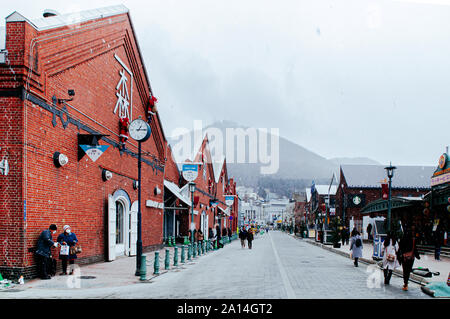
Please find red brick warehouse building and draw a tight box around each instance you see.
[0,5,170,278]
[335,164,435,237]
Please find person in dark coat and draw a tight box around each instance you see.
[228,227,232,241]
[57,225,78,275]
[247,227,254,249]
[208,227,214,249]
[36,224,58,279]
[239,227,248,248]
[433,227,443,261]
[398,228,420,291]
[216,225,223,248]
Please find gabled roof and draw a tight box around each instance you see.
[213,156,226,183]
[314,185,337,196]
[341,164,435,189]
[6,5,129,31]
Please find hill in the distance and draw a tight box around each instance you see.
[168,120,380,190]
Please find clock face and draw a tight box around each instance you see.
[353,196,361,205]
[129,119,151,141]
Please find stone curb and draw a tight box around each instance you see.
[295,236,430,286]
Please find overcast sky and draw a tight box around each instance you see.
[2,0,449,166]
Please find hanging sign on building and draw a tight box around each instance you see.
[225,195,234,206]
[146,200,163,209]
[77,134,109,162]
[182,163,198,182]
[80,145,109,162]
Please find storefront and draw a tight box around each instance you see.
[424,152,450,246]
[0,5,167,278]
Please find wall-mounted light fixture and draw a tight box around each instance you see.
[53,152,68,168]
[56,89,75,104]
[133,180,139,190]
[102,169,112,181]
[154,186,161,196]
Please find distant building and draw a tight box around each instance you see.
[335,164,435,236]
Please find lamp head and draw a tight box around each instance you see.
[384,162,397,179]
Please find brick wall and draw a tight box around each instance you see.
[0,12,168,278]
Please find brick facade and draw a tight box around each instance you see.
[0,11,167,278]
[335,167,429,233]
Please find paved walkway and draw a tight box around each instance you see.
[0,231,431,299]
[302,235,449,285]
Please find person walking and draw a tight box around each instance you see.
[382,232,400,285]
[209,227,214,249]
[349,228,363,267]
[239,226,248,248]
[247,227,254,249]
[216,225,222,248]
[57,225,79,275]
[35,224,59,279]
[433,227,443,261]
[196,228,204,244]
[367,223,373,241]
[398,228,421,291]
[341,227,347,246]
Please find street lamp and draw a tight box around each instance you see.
[384,162,397,232]
[189,182,196,245]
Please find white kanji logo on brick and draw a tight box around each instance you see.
[114,69,130,119]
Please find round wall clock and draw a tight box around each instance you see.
[129,118,151,142]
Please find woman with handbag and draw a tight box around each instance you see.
[382,232,399,285]
[57,225,80,275]
[398,228,420,291]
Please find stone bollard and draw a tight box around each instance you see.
[140,254,147,281]
[187,244,192,261]
[174,246,179,266]
[193,243,197,258]
[154,251,160,275]
[165,248,170,270]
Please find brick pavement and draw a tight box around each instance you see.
[0,231,431,299]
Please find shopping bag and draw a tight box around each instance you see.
[60,244,69,255]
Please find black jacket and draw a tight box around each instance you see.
[239,230,247,240]
[36,229,55,257]
[398,235,420,263]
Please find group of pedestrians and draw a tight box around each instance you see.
[239,226,254,249]
[348,226,421,291]
[35,224,80,280]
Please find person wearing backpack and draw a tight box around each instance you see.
[350,228,363,267]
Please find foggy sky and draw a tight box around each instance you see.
[2,0,449,166]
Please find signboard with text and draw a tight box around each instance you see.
[182,164,198,182]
